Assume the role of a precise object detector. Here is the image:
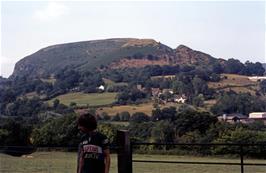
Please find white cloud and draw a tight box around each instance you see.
[34,2,69,21]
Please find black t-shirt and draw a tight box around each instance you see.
[77,132,109,173]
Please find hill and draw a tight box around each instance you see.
[263,63,266,70]
[11,38,166,78]
[11,38,220,79]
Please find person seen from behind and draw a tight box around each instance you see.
[77,113,110,173]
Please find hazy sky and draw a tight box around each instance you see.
[1,1,265,77]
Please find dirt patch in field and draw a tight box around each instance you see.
[110,58,170,69]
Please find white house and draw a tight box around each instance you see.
[98,85,105,91]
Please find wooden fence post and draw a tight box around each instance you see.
[117,130,132,173]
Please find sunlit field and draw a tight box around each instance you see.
[48,92,118,107]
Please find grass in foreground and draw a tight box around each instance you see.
[48,92,117,107]
[0,152,265,173]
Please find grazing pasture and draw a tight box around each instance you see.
[208,74,259,95]
[97,102,180,116]
[48,92,117,107]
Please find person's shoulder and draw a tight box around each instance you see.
[95,131,108,139]
[95,131,109,147]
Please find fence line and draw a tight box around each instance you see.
[116,130,266,173]
[1,130,265,173]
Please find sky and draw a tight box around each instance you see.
[1,0,265,78]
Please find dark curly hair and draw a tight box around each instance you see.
[78,112,97,131]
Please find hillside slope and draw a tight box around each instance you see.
[11,38,221,79]
[11,38,168,78]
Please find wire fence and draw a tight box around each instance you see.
[1,131,266,173]
[116,130,266,173]
[131,142,266,173]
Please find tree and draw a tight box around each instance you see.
[130,112,150,123]
[213,127,266,157]
[211,62,223,74]
[224,58,245,74]
[244,61,265,76]
[211,92,266,115]
[100,112,111,121]
[53,99,60,109]
[260,80,266,94]
[32,113,79,147]
[192,77,208,95]
[151,120,175,143]
[111,114,121,121]
[119,111,130,121]
[174,110,217,136]
[192,94,205,107]
[1,118,34,155]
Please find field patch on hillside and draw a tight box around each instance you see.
[40,77,56,84]
[151,75,175,80]
[48,92,117,107]
[97,102,180,116]
[208,74,259,94]
[103,78,128,87]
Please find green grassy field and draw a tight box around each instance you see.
[0,152,265,173]
[208,73,259,95]
[97,102,180,116]
[48,92,118,107]
[103,78,128,87]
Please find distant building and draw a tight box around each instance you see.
[218,112,266,125]
[249,112,266,125]
[151,88,162,97]
[249,112,266,119]
[98,85,105,91]
[248,76,266,82]
[174,95,187,103]
[218,113,248,124]
[136,84,145,92]
[70,87,80,92]
[162,89,174,94]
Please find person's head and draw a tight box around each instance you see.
[78,112,97,133]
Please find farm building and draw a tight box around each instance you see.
[218,112,266,125]
[174,95,187,103]
[218,113,249,124]
[248,76,266,82]
[249,112,266,125]
[249,112,266,119]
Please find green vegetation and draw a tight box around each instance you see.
[103,78,128,87]
[1,152,265,173]
[211,92,266,115]
[49,92,117,107]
